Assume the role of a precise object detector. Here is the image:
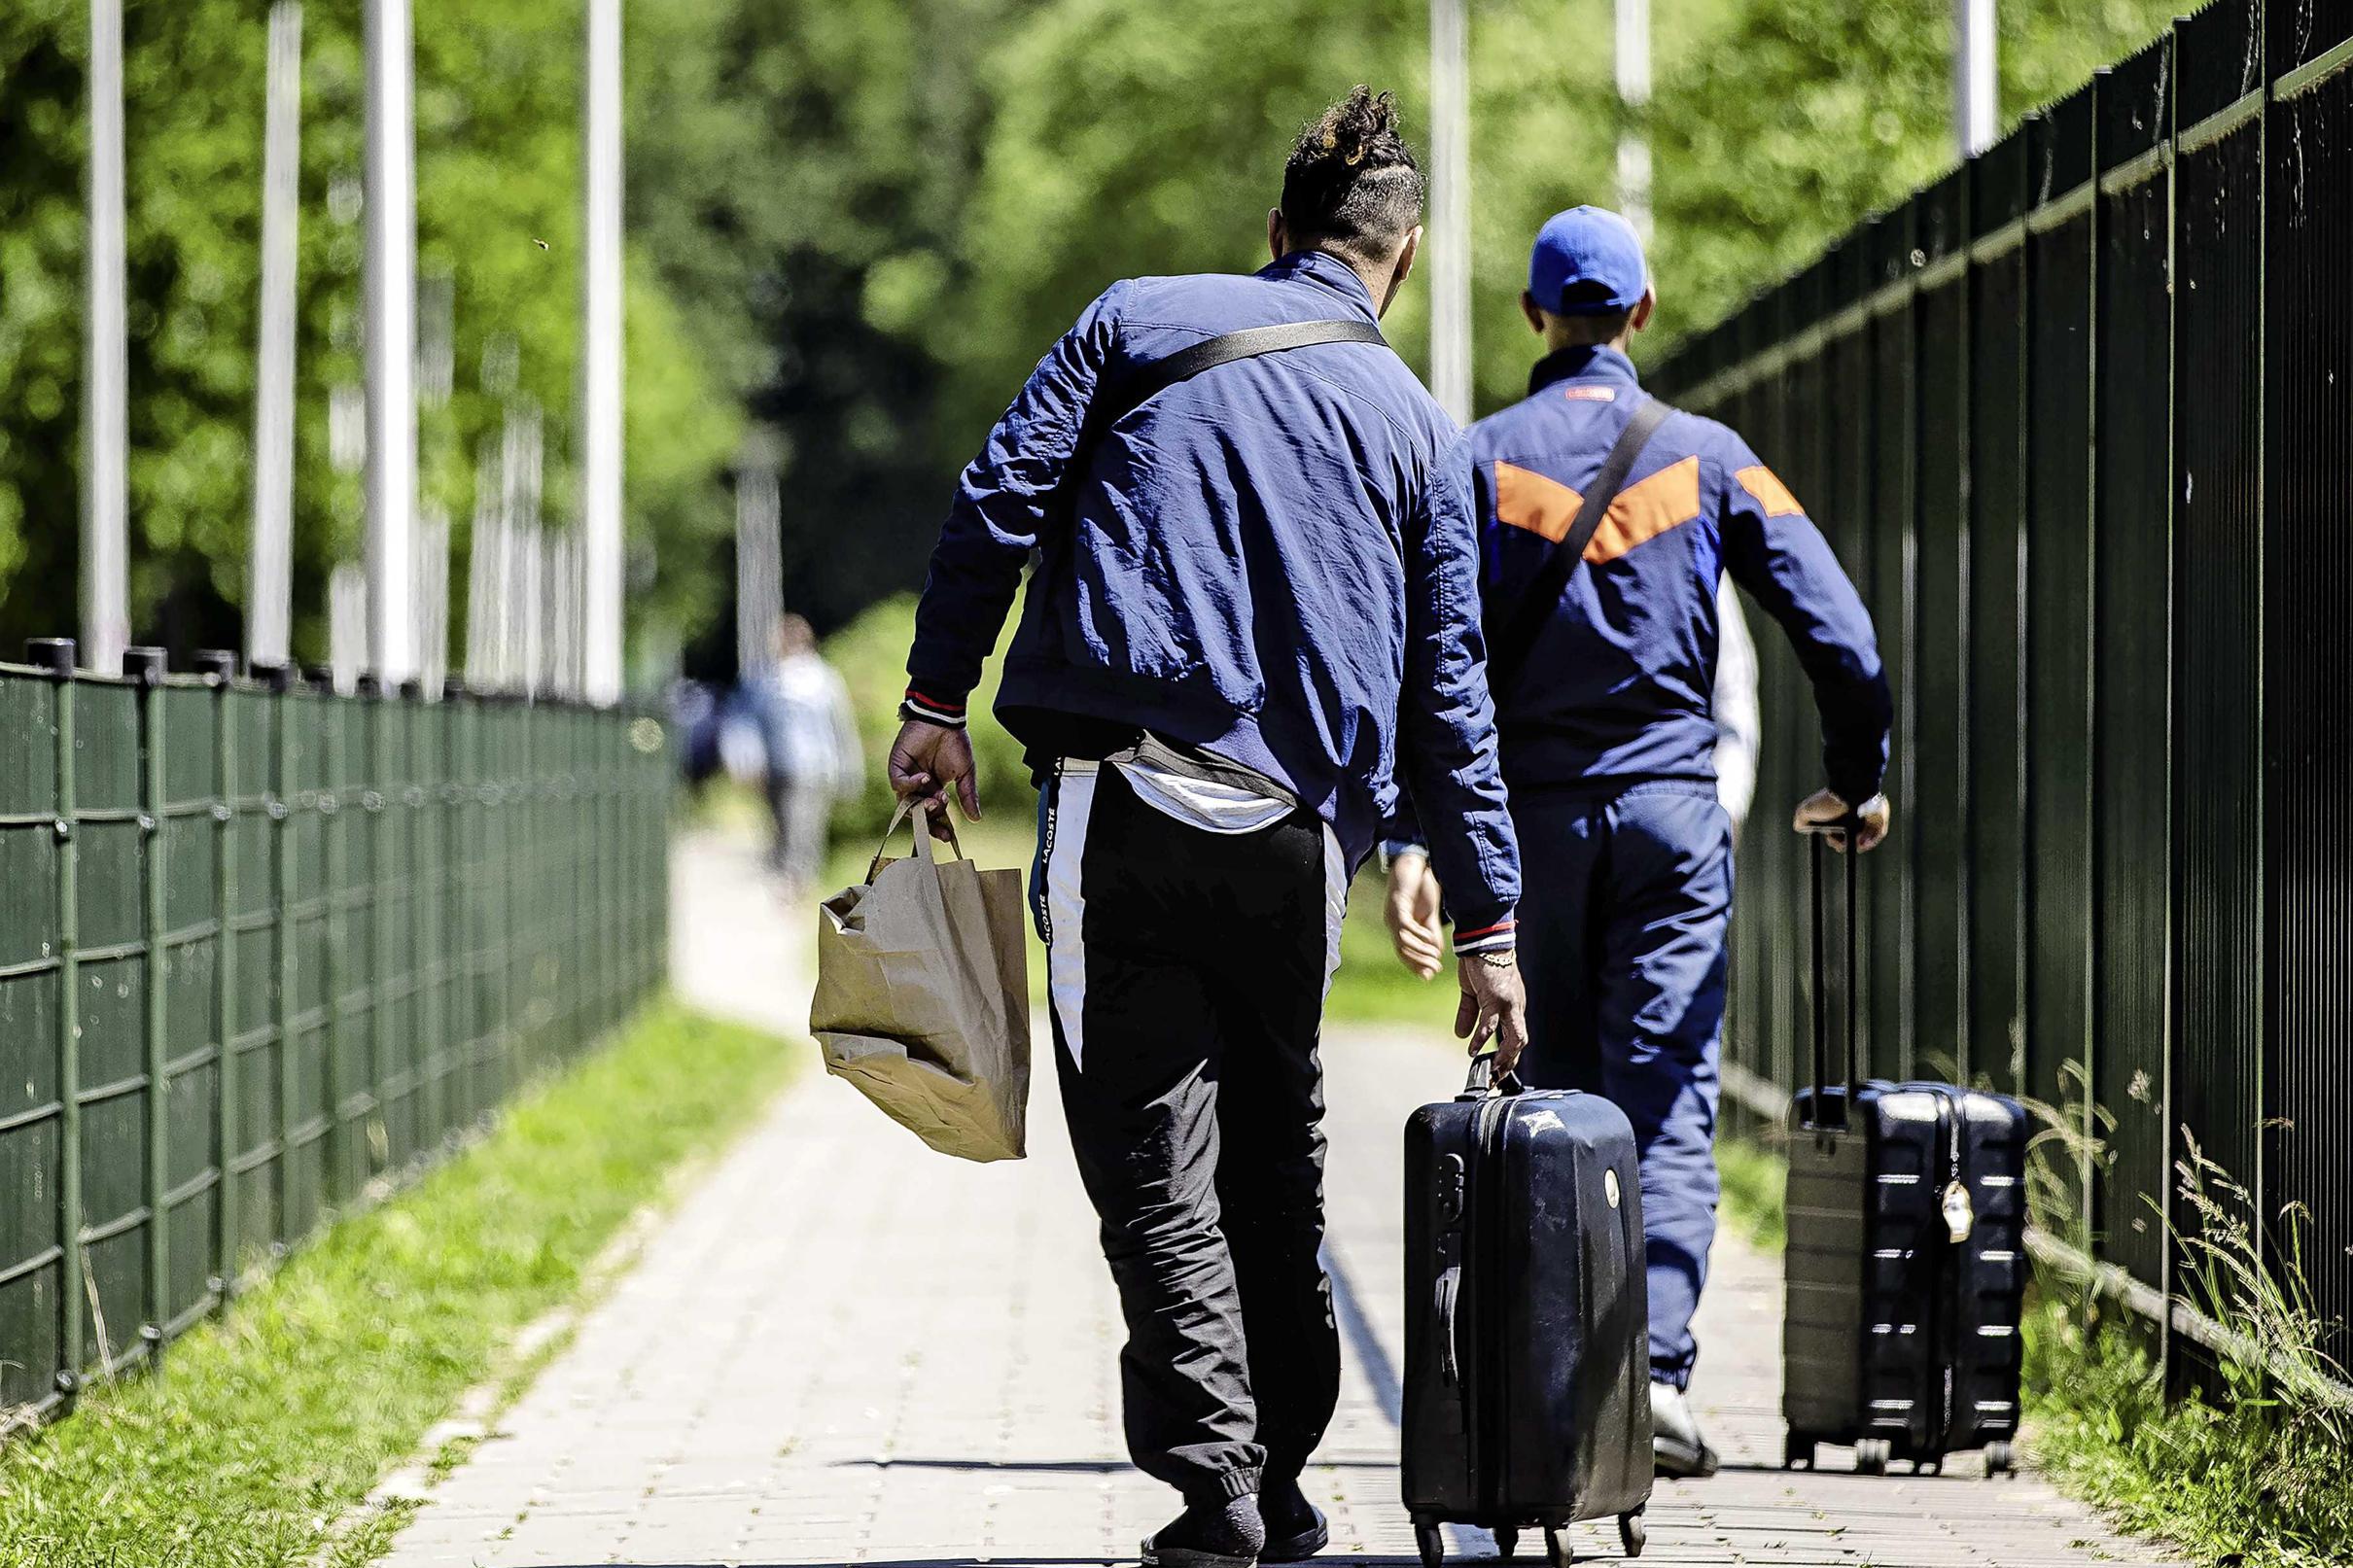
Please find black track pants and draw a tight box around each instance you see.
[1033,760,1347,1503]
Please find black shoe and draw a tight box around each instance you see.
[1258,1477,1330,1562]
[1652,1380,1720,1479]
[1141,1493,1266,1568]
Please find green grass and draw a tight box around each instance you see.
[1712,1126,1787,1250]
[2024,1297,2353,1565]
[0,1001,793,1568]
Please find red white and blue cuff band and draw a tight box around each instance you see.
[900,688,967,728]
[1453,919,1517,956]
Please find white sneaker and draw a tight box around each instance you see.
[1652,1379,1720,1478]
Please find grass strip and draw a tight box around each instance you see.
[0,1000,792,1568]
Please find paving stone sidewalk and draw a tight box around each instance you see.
[381,827,2181,1568]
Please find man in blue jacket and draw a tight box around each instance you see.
[887,88,1526,1567]
[1385,207,1893,1479]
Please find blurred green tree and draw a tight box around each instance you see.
[0,0,742,667]
[0,0,2185,672]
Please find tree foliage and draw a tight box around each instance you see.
[0,0,741,664]
[0,0,2184,670]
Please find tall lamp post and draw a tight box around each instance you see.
[247,1,303,671]
[580,0,624,704]
[1427,0,1473,427]
[1615,0,1652,239]
[1956,0,1997,157]
[362,0,418,683]
[84,0,129,675]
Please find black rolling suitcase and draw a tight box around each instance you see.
[1782,827,2029,1477]
[1403,1055,1654,1567]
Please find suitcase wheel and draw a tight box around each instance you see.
[1984,1441,2016,1478]
[1416,1521,1446,1568]
[1782,1430,1814,1470]
[1544,1525,1571,1567]
[1853,1437,1892,1476]
[1617,1511,1646,1559]
[1493,1525,1519,1560]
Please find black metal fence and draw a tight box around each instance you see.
[1653,0,2353,1361]
[0,640,670,1429]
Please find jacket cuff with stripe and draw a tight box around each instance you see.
[899,684,970,729]
[1450,908,1517,956]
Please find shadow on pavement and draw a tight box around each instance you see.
[828,1457,1398,1474]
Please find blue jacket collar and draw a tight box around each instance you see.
[1528,342,1641,399]
[1262,249,1381,321]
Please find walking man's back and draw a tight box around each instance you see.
[889,87,1528,1568]
[1385,205,1894,1478]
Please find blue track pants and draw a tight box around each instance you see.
[1511,780,1732,1389]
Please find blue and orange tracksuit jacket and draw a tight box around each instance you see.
[1457,343,1889,810]
[904,250,1521,937]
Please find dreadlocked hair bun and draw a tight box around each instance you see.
[1282,87,1424,263]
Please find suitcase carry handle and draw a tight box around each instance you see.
[1459,1051,1527,1100]
[1802,817,1861,1128]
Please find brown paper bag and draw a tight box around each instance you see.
[811,799,1031,1162]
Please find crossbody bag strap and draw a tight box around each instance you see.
[1095,318,1389,430]
[1485,394,1675,696]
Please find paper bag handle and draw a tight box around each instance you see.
[867,796,965,882]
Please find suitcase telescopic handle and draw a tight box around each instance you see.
[1803,817,1861,1126]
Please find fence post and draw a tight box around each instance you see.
[126,645,169,1363]
[404,677,442,1154]
[356,672,389,1181]
[266,663,297,1251]
[194,649,238,1302]
[30,638,83,1402]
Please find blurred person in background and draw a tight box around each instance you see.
[753,614,863,896]
[885,87,1525,1568]
[1382,205,1890,1480]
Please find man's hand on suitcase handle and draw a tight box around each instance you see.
[1456,952,1529,1077]
[1793,788,1890,854]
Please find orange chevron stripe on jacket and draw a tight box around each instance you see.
[1493,455,1703,565]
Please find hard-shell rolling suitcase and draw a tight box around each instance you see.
[1403,1056,1654,1567]
[1782,828,2029,1477]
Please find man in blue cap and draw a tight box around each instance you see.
[1381,205,1894,1477]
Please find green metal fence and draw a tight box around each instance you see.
[0,639,670,1430]
[1649,0,2353,1374]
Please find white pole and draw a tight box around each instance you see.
[735,465,782,680]
[1614,0,1653,240]
[83,0,129,676]
[1427,0,1472,427]
[580,0,625,704]
[362,0,418,682]
[248,1,302,670]
[1956,0,1997,157]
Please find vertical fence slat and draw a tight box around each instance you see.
[2167,0,2270,1316]
[130,649,168,1365]
[34,641,85,1402]
[201,652,238,1302]
[2267,0,2353,1370]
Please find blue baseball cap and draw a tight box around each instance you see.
[1527,205,1649,316]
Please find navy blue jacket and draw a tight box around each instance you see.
[905,250,1521,934]
[1394,343,1887,841]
